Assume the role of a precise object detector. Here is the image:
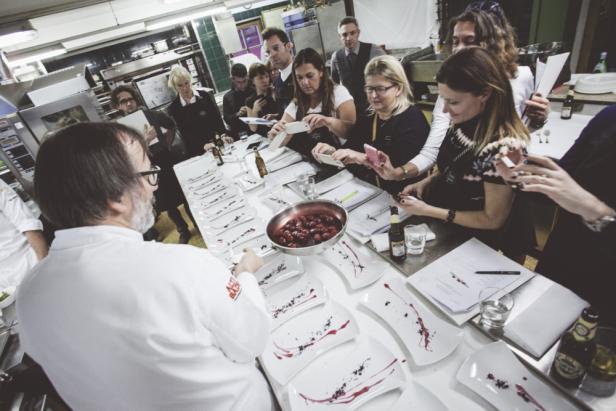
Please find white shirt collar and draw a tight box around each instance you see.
[280,62,293,82]
[345,43,360,56]
[51,225,143,250]
[179,90,198,107]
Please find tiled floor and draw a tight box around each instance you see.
[155,205,206,248]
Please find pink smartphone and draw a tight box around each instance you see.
[364,144,379,167]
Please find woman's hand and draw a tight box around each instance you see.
[369,151,401,180]
[511,154,612,221]
[203,142,215,152]
[401,176,433,200]
[397,195,432,217]
[311,143,336,162]
[221,134,234,144]
[303,114,331,132]
[263,113,278,121]
[268,120,287,140]
[252,97,267,115]
[332,149,366,165]
[525,92,550,125]
[143,125,157,143]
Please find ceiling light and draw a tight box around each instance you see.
[146,6,228,31]
[0,21,38,49]
[8,47,67,67]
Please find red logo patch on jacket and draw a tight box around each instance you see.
[226,276,242,300]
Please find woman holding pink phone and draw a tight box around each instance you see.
[397,47,534,258]
[312,55,429,194]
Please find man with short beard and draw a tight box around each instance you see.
[17,123,274,410]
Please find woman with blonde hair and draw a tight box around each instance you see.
[398,47,534,257]
[166,65,229,157]
[313,55,429,194]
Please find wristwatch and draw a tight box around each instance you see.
[583,213,616,232]
[400,163,409,180]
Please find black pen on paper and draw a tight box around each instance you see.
[475,270,521,275]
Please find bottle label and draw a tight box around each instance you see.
[554,352,585,380]
[391,241,405,257]
[561,107,571,117]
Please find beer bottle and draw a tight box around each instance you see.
[388,206,406,262]
[561,86,575,120]
[212,145,224,166]
[254,148,268,178]
[214,134,225,149]
[550,307,599,388]
[593,51,608,74]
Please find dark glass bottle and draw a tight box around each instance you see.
[550,307,599,388]
[561,86,575,120]
[254,148,268,178]
[212,145,224,166]
[388,206,406,262]
[214,133,225,149]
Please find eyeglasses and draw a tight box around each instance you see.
[364,85,397,95]
[137,165,161,186]
[118,97,136,105]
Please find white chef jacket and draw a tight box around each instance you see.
[0,180,41,288]
[17,225,273,411]
[412,66,535,174]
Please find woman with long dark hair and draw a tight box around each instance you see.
[398,47,534,257]
[268,48,356,156]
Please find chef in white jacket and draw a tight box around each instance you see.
[17,122,273,411]
[0,179,47,288]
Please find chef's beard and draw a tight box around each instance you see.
[130,189,156,234]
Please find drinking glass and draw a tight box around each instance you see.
[582,327,616,397]
[404,225,426,255]
[478,288,514,329]
[303,176,317,200]
[296,172,310,194]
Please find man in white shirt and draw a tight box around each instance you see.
[262,27,295,116]
[0,179,47,288]
[17,122,274,411]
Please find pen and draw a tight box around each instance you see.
[475,271,520,275]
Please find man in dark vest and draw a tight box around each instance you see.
[262,27,295,117]
[331,16,385,113]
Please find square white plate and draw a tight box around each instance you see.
[234,171,265,192]
[191,180,231,199]
[320,235,387,290]
[456,341,578,411]
[254,253,304,290]
[265,274,327,330]
[287,337,405,410]
[260,302,359,385]
[360,277,463,366]
[186,171,222,192]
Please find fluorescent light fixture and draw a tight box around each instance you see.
[8,47,67,67]
[0,21,38,48]
[146,6,228,31]
[63,23,145,50]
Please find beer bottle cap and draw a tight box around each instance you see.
[582,307,600,323]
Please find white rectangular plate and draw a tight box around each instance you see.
[287,337,405,410]
[265,274,327,330]
[254,253,304,290]
[321,235,387,290]
[261,302,359,385]
[360,277,463,366]
[456,341,578,411]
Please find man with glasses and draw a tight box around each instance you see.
[331,16,385,113]
[262,27,295,115]
[111,85,194,244]
[222,63,252,139]
[17,122,273,410]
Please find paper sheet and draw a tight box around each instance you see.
[116,110,156,145]
[535,52,570,97]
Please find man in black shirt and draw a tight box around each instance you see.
[262,27,294,116]
[222,63,252,139]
